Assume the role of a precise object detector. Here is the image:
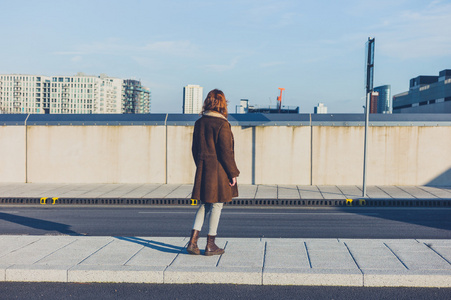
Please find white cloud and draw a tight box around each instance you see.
[71,56,82,62]
[54,39,199,57]
[204,58,239,72]
[373,1,451,59]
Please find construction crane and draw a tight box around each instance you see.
[277,87,285,113]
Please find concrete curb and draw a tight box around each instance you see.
[1,197,451,207]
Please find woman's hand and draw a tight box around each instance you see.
[229,177,237,186]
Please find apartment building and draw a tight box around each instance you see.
[0,73,150,114]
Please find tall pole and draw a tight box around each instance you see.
[363,37,375,197]
[363,92,370,197]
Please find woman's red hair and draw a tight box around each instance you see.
[201,89,228,118]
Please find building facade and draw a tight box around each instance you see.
[123,79,151,114]
[393,69,451,113]
[314,103,327,114]
[0,73,151,114]
[373,85,391,114]
[183,84,203,114]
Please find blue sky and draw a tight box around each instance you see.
[1,0,450,113]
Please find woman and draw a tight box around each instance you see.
[187,89,240,256]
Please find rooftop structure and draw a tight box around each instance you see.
[237,99,299,114]
[393,69,451,113]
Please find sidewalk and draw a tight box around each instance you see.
[1,183,451,201]
[0,235,450,287]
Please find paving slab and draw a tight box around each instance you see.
[297,186,324,199]
[363,186,392,199]
[35,237,113,265]
[72,184,121,198]
[143,184,181,198]
[278,185,301,199]
[0,236,41,258]
[120,237,186,266]
[418,186,451,199]
[254,185,278,199]
[119,184,162,198]
[337,186,363,199]
[235,185,257,199]
[317,186,346,199]
[98,184,144,198]
[377,186,416,199]
[54,184,106,198]
[165,185,192,199]
[0,236,76,265]
[78,239,144,266]
[396,186,440,199]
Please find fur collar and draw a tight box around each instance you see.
[203,110,227,120]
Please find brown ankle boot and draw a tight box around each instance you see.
[205,235,224,256]
[186,229,200,255]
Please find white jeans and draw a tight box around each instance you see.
[192,202,224,236]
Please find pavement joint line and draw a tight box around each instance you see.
[317,186,325,199]
[423,242,451,266]
[418,186,440,198]
[296,185,301,199]
[122,243,146,266]
[74,239,114,266]
[32,238,78,264]
[335,185,345,198]
[375,186,393,198]
[304,242,312,269]
[141,183,164,198]
[216,241,228,267]
[343,241,362,272]
[254,185,258,199]
[117,184,146,198]
[261,241,267,286]
[397,186,417,199]
[0,237,41,259]
[163,241,186,283]
[383,243,409,270]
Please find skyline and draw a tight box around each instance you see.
[1,0,450,114]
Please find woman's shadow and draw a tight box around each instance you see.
[115,236,187,254]
[0,212,80,235]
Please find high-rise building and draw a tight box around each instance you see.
[393,69,451,113]
[314,103,327,114]
[373,85,391,114]
[369,91,379,114]
[123,79,151,114]
[183,84,203,114]
[0,73,151,114]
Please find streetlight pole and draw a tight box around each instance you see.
[363,37,375,197]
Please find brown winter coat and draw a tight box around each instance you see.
[191,112,240,203]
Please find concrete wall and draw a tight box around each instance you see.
[1,124,451,186]
[0,126,26,182]
[27,126,167,184]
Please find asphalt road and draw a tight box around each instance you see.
[0,206,450,238]
[0,282,450,300]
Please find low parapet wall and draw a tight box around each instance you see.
[1,114,451,186]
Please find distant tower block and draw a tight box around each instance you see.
[314,103,327,114]
[183,84,203,114]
